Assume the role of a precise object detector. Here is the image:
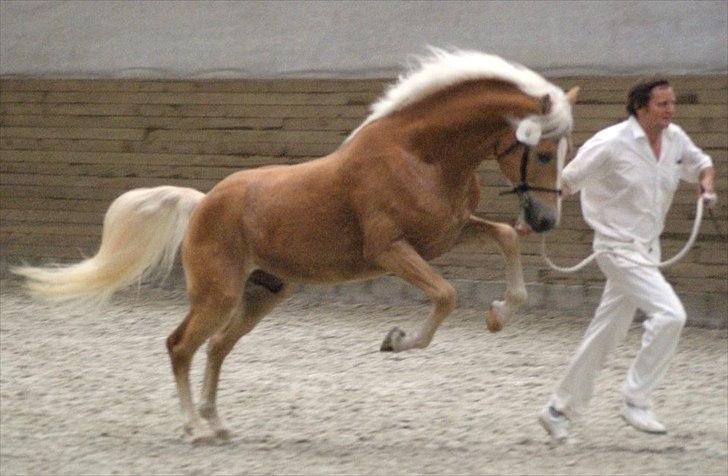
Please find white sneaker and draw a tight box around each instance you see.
[621,403,667,434]
[539,405,570,443]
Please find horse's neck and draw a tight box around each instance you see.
[392,81,537,176]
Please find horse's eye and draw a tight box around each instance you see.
[536,152,552,163]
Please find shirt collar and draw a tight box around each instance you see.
[627,115,674,141]
[628,115,647,140]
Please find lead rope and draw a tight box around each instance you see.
[541,196,707,271]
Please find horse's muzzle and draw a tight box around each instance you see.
[522,194,557,233]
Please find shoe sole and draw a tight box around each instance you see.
[620,414,667,434]
[538,414,568,442]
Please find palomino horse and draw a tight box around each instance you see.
[14,49,578,443]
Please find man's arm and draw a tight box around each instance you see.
[699,166,715,194]
[674,125,716,208]
[560,135,610,195]
[699,166,717,208]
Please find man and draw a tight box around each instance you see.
[538,78,717,443]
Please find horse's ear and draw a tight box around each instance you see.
[565,86,580,104]
[540,94,552,115]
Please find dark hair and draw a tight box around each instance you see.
[626,78,671,116]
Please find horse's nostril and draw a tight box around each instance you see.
[530,216,555,233]
[523,195,556,233]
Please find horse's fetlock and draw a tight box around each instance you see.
[506,288,528,307]
[198,402,216,419]
[413,337,432,349]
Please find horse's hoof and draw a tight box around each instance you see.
[485,308,503,333]
[190,431,218,446]
[215,428,232,441]
[380,326,406,352]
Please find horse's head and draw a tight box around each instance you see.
[495,86,579,234]
[343,48,579,234]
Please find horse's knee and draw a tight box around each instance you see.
[434,283,457,315]
[495,224,520,255]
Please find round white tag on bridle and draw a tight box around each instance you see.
[515,117,542,146]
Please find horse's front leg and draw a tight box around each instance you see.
[374,240,457,352]
[468,216,527,332]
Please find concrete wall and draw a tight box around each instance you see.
[1,0,726,78]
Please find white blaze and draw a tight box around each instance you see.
[555,136,568,226]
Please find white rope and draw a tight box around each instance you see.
[541,196,705,272]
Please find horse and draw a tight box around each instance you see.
[13,49,578,443]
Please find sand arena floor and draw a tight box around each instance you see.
[1,280,726,475]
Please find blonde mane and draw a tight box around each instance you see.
[348,48,573,141]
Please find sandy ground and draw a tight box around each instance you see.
[1,279,726,476]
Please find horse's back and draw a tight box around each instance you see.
[183,155,382,283]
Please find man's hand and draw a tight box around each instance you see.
[560,183,572,198]
[702,191,718,209]
[699,166,716,209]
[514,221,532,236]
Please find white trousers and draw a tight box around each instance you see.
[549,242,687,419]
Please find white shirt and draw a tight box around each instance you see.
[562,116,713,245]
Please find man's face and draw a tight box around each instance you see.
[637,85,676,131]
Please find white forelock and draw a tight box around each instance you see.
[347,48,573,141]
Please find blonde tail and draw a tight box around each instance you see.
[12,186,205,303]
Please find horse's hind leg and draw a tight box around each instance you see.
[375,240,456,352]
[468,216,527,331]
[199,271,293,439]
[166,283,242,443]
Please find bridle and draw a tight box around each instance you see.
[493,117,570,227]
[494,140,563,197]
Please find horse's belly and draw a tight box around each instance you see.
[254,253,381,284]
[267,265,383,284]
[250,223,379,283]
